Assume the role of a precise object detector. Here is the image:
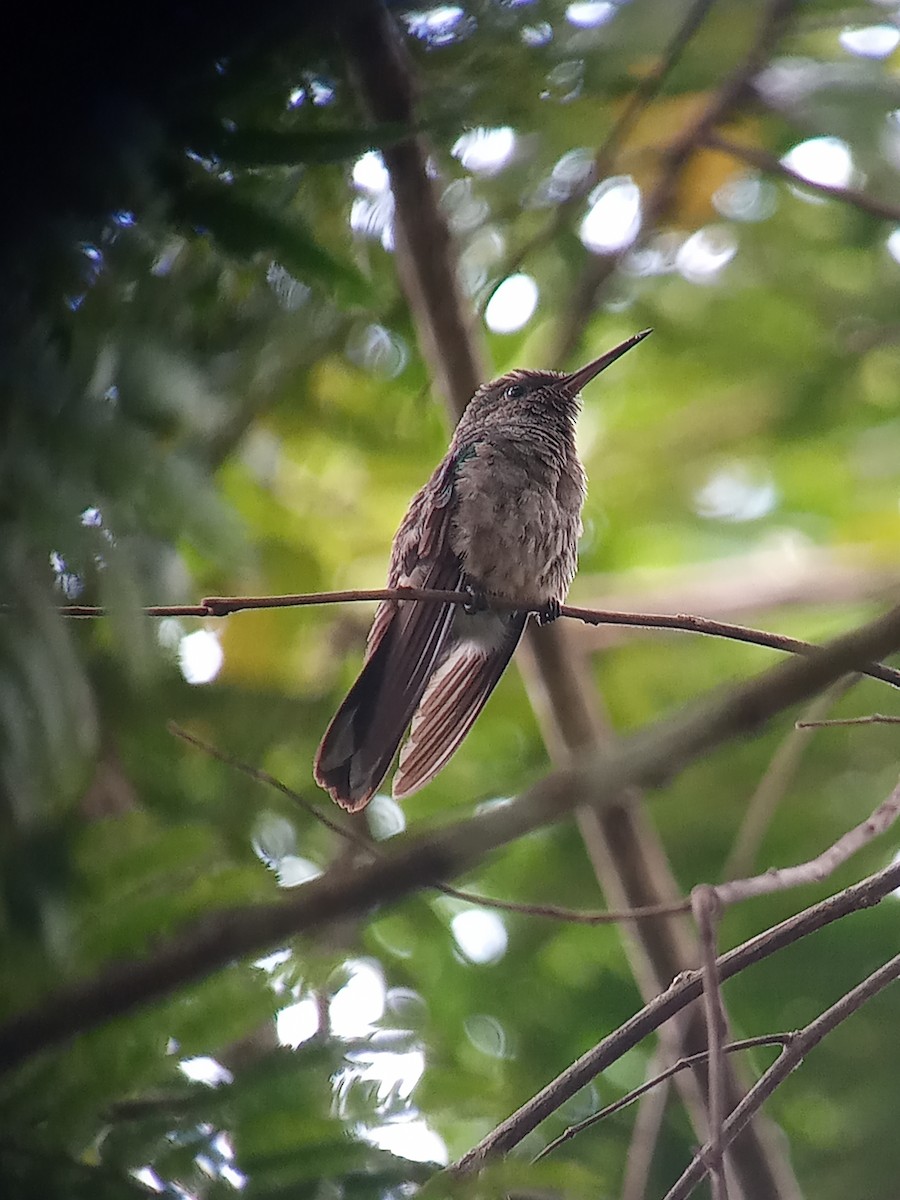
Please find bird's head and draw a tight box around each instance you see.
[465,328,652,427]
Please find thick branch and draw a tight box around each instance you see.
[346,4,800,1196]
[172,722,692,926]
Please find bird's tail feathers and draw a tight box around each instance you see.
[313,626,399,811]
[313,592,459,811]
[392,612,527,799]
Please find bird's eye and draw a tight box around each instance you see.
[506,383,525,399]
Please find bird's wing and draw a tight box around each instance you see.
[314,449,470,810]
[392,611,528,799]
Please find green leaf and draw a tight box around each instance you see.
[171,182,369,302]
[188,122,410,167]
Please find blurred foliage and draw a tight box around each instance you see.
[2,0,900,1197]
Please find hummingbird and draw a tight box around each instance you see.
[314,329,651,811]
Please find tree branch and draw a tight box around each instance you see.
[722,677,859,880]
[620,1048,672,1200]
[797,713,900,728]
[554,0,798,364]
[171,722,692,926]
[662,953,900,1200]
[2,601,900,1076]
[715,773,900,907]
[692,885,730,1200]
[53,589,900,689]
[706,131,900,224]
[535,1035,792,1164]
[449,854,900,1175]
[490,0,720,285]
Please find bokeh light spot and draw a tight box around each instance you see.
[580,176,641,253]
[464,1013,508,1057]
[451,909,508,963]
[353,151,390,193]
[330,960,387,1035]
[781,136,854,189]
[366,1120,448,1164]
[522,22,553,46]
[694,462,778,523]
[452,126,516,174]
[484,273,539,333]
[178,630,223,685]
[277,996,320,1046]
[839,25,900,59]
[179,1057,233,1086]
[676,226,738,284]
[566,1,615,28]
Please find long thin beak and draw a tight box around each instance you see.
[562,328,652,394]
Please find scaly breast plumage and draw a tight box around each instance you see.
[449,463,583,604]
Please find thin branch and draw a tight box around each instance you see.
[797,713,900,728]
[662,953,900,1200]
[436,884,690,924]
[620,1049,671,1200]
[51,587,900,690]
[172,722,692,925]
[553,0,798,365]
[534,1035,791,1163]
[592,0,719,178]
[691,885,729,1200]
[715,774,900,907]
[448,855,900,1175]
[491,0,719,284]
[170,723,366,847]
[722,676,859,880]
[706,131,900,224]
[4,602,900,1075]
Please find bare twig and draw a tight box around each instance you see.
[662,953,900,1200]
[561,605,900,690]
[4,602,900,1075]
[436,885,690,924]
[706,132,900,225]
[535,1035,791,1164]
[170,723,367,847]
[723,677,859,880]
[620,1049,671,1200]
[574,548,900,650]
[592,0,719,178]
[171,722,692,925]
[716,774,900,907]
[51,588,900,690]
[448,854,900,1174]
[492,0,719,284]
[554,0,798,364]
[691,885,729,1200]
[797,713,900,728]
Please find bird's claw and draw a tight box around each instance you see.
[463,585,488,615]
[535,598,561,625]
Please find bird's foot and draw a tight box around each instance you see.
[535,598,561,625]
[463,584,488,615]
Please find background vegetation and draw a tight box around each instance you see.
[2,0,900,1196]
